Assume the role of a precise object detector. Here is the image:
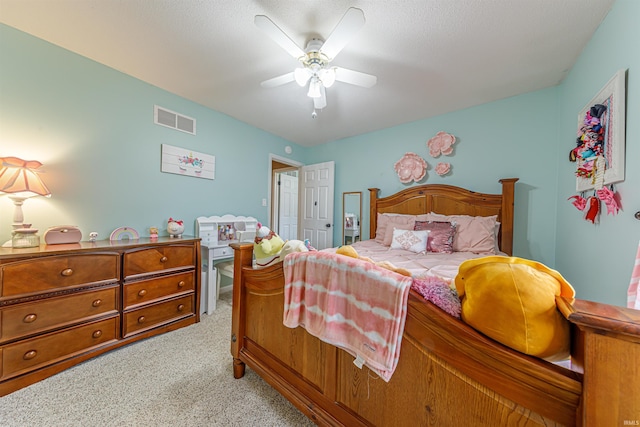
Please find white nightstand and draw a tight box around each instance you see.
[344,228,360,245]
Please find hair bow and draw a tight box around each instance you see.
[595,187,621,215]
[568,195,587,211]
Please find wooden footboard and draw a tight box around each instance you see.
[230,242,639,426]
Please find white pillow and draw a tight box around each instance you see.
[390,228,430,254]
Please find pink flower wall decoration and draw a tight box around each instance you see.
[435,162,451,176]
[427,131,456,157]
[394,152,427,183]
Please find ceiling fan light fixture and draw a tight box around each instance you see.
[319,68,336,88]
[256,8,375,111]
[307,77,322,98]
[294,68,311,86]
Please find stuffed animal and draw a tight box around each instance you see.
[336,245,412,277]
[278,239,308,261]
[253,222,285,267]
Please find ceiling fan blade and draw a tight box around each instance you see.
[255,15,305,59]
[334,67,377,88]
[261,72,295,88]
[313,85,327,110]
[320,7,365,60]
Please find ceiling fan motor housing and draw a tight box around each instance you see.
[303,39,329,71]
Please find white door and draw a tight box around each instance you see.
[300,161,335,250]
[278,172,298,240]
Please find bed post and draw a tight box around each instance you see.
[230,242,254,379]
[368,188,380,239]
[499,178,518,256]
[557,297,640,425]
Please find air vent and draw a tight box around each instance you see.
[154,105,196,135]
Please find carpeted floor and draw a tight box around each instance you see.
[0,292,314,427]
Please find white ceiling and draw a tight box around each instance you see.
[0,0,614,147]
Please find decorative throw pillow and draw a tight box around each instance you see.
[414,221,455,253]
[375,213,416,244]
[389,228,429,253]
[455,256,575,361]
[426,213,497,253]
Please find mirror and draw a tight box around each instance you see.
[342,192,362,245]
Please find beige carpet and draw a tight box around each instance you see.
[0,292,314,427]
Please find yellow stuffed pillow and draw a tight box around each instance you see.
[455,256,575,361]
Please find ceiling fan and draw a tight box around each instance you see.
[255,7,377,114]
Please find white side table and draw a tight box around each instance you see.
[201,245,233,314]
[344,228,360,245]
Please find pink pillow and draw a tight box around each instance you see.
[426,213,498,253]
[376,213,416,245]
[414,221,455,253]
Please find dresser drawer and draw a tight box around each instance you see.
[123,245,195,279]
[1,316,119,381]
[1,285,118,344]
[0,253,119,298]
[123,295,194,338]
[123,271,194,310]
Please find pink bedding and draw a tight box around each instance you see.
[282,241,499,381]
[325,239,499,283]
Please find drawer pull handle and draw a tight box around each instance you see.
[92,330,103,339]
[23,350,37,360]
[61,268,73,277]
[178,281,185,288]
[177,304,185,312]
[137,316,145,324]
[160,256,168,263]
[92,299,102,307]
[23,314,37,323]
[138,289,147,297]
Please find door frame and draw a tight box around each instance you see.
[268,153,303,231]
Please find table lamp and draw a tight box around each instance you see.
[0,156,51,247]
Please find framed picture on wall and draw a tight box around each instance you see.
[574,69,626,192]
[161,144,215,180]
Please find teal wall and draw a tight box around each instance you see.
[555,0,639,307]
[1,0,637,307]
[0,24,310,241]
[315,87,559,266]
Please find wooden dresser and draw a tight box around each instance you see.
[0,237,201,396]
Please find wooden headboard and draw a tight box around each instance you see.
[369,178,518,256]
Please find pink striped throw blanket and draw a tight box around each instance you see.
[283,251,413,382]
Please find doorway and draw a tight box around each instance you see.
[269,155,301,238]
[274,170,299,240]
[268,155,335,250]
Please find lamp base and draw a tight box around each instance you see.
[2,227,41,248]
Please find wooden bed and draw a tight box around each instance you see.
[230,178,640,426]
